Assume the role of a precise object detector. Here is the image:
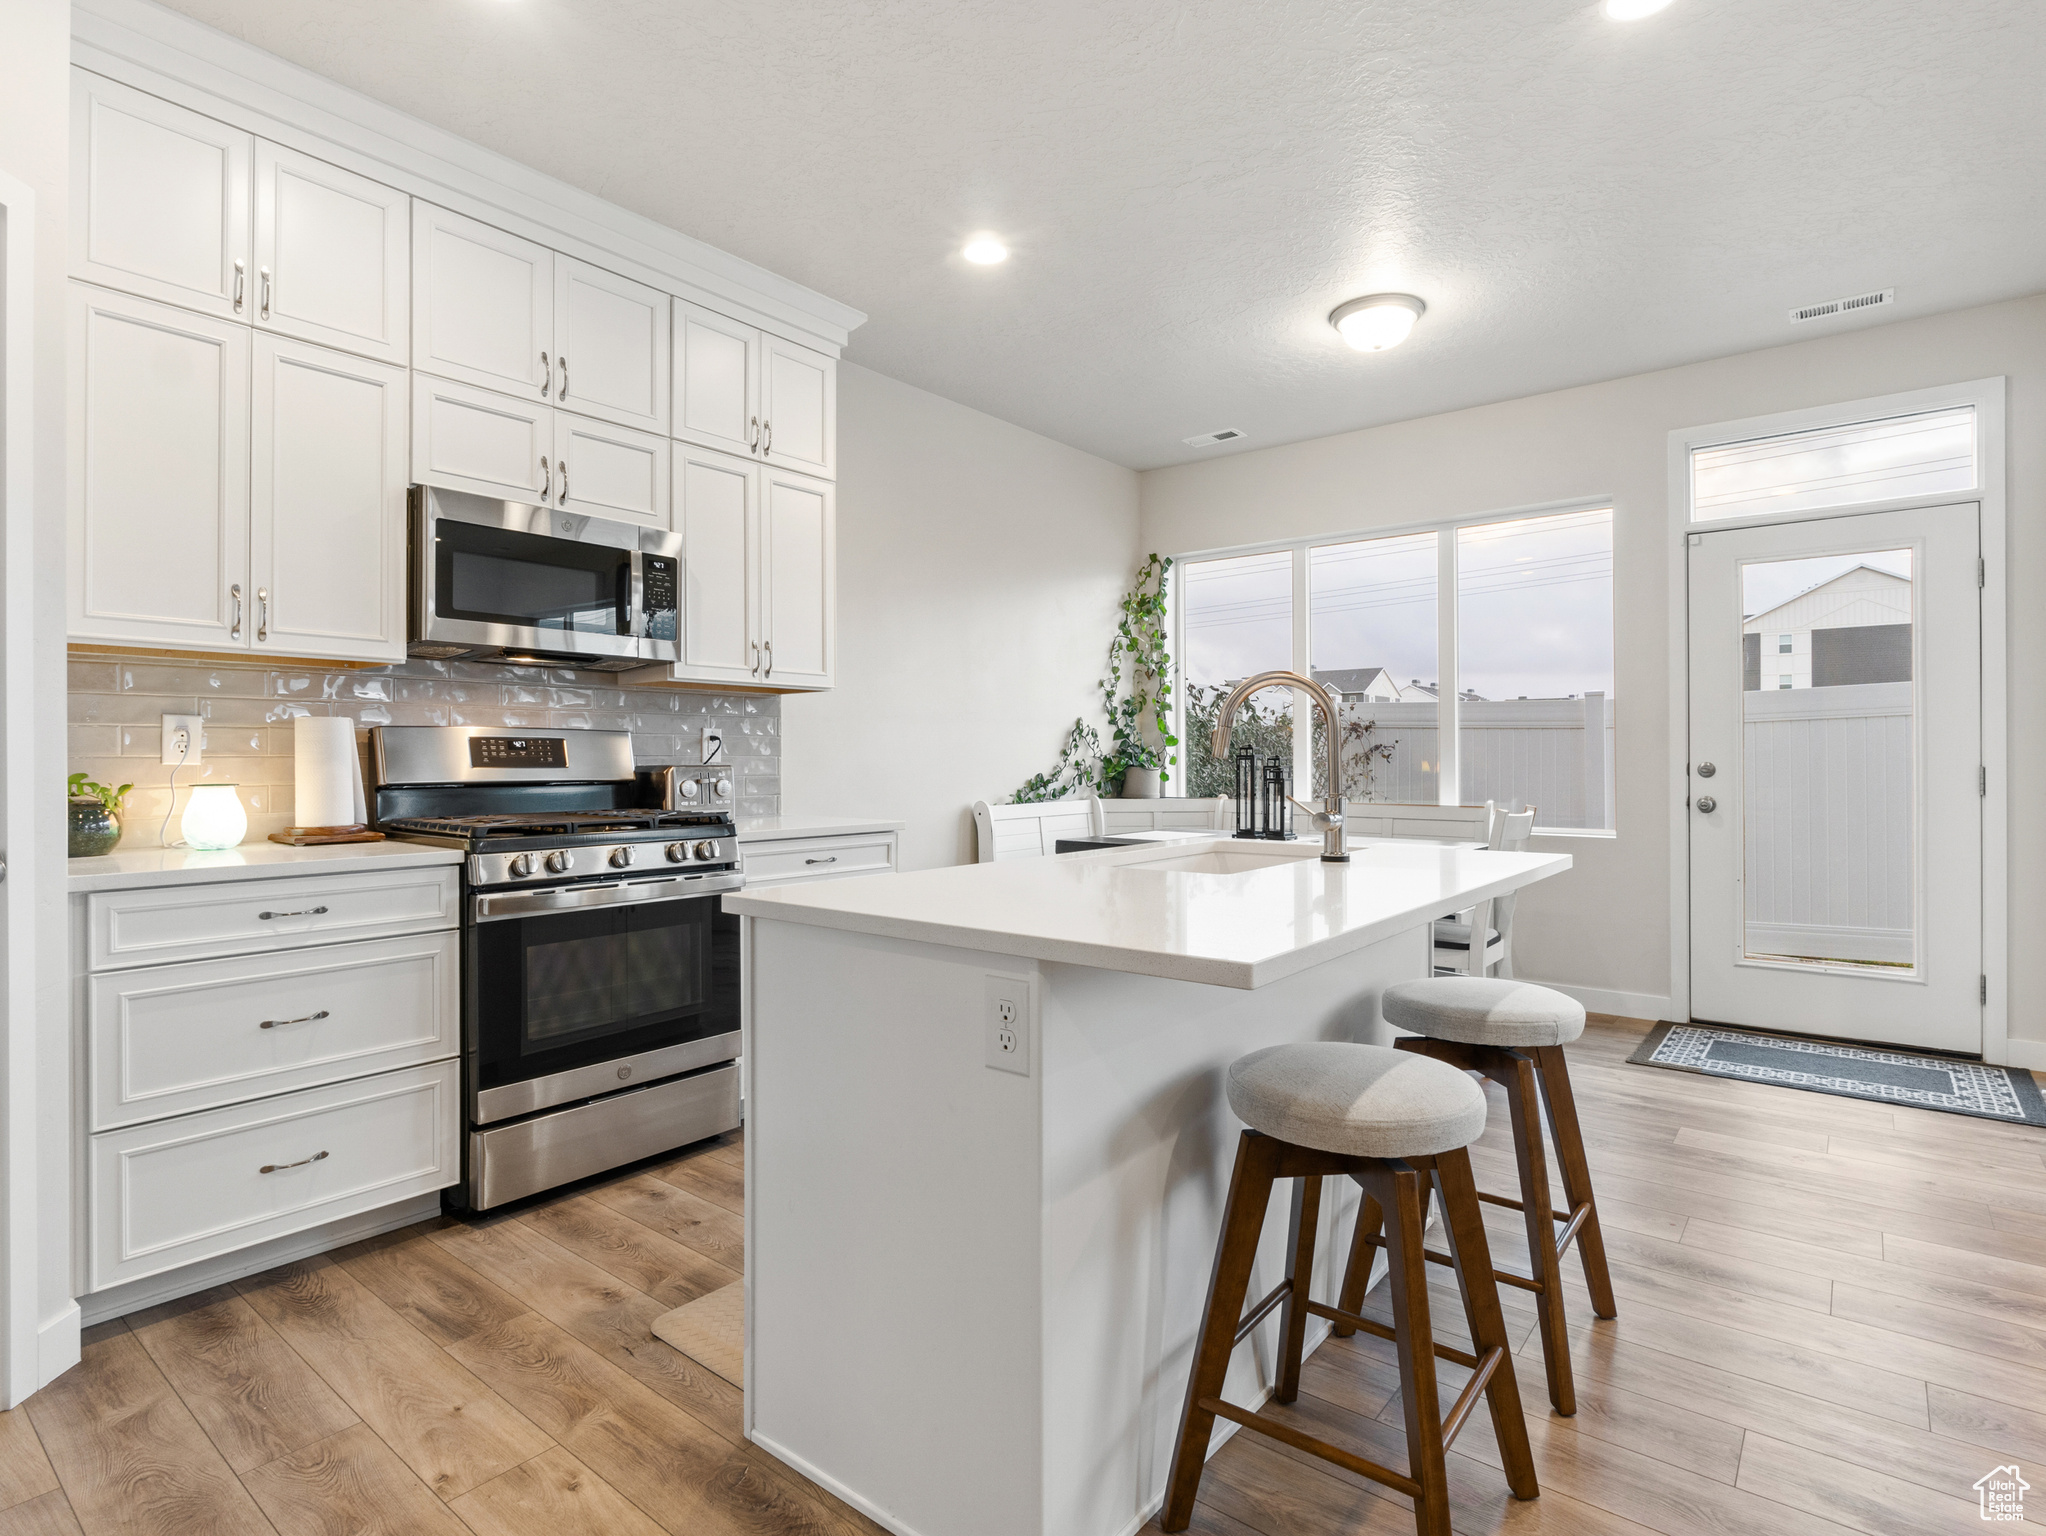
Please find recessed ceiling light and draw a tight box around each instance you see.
[1329,294,1426,352]
[1604,0,1674,18]
[962,235,1009,265]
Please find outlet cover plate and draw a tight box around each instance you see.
[701,727,726,764]
[984,972,1033,1076]
[161,715,203,766]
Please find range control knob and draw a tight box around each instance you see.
[664,841,690,863]
[713,778,733,799]
[609,845,636,869]
[543,850,574,875]
[692,839,718,861]
[678,779,700,801]
[508,853,537,879]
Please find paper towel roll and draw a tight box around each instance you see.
[294,717,366,828]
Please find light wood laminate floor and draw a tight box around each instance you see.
[5,1017,2045,1535]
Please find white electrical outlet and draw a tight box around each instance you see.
[701,727,726,764]
[984,973,1032,1076]
[161,714,203,766]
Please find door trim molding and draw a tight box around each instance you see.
[1665,377,2008,1060]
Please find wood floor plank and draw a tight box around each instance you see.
[20,1329,274,1536]
[124,1286,357,1473]
[0,1491,84,1536]
[516,1194,741,1309]
[233,1256,552,1501]
[1825,1130,2046,1178]
[584,1173,745,1270]
[449,1445,666,1536]
[0,1408,58,1513]
[1831,1280,2046,1366]
[1884,1228,2046,1287]
[1928,1383,2046,1464]
[238,1423,471,1536]
[1734,1432,2007,1536]
[650,1146,746,1216]
[332,1222,530,1348]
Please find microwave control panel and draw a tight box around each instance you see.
[642,555,678,641]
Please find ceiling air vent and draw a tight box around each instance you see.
[1789,288,1893,324]
[1183,428,1245,448]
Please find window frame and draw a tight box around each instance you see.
[1169,495,1616,837]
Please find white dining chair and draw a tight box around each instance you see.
[1432,804,1536,976]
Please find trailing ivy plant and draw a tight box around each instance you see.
[1010,554,1177,802]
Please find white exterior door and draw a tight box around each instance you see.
[253,143,409,365]
[251,335,407,663]
[68,283,250,650]
[1687,503,1982,1051]
[411,203,551,400]
[673,299,759,459]
[70,72,252,321]
[553,413,670,527]
[672,445,760,685]
[760,467,834,690]
[411,376,552,504]
[553,257,667,433]
[760,334,835,479]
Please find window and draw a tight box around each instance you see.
[1778,634,1793,654]
[1779,676,1792,689]
[1690,406,1975,521]
[1175,504,1615,832]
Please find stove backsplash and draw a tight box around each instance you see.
[67,656,780,846]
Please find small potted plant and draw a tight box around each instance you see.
[67,773,132,858]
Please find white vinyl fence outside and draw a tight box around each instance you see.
[1344,693,1615,831]
[1740,681,1912,964]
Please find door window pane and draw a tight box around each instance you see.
[1456,510,1615,829]
[1180,550,1293,797]
[1691,407,1974,521]
[1307,532,1437,802]
[1740,549,1915,967]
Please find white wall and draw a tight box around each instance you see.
[781,364,1139,871]
[0,0,80,1396]
[1141,294,2046,1025]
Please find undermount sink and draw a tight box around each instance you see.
[1125,849,1307,875]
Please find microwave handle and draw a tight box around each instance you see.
[627,550,645,639]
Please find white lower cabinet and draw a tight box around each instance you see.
[90,1059,459,1290]
[740,833,897,886]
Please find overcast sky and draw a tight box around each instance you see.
[1742,548,1912,619]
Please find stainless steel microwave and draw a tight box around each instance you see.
[408,486,680,672]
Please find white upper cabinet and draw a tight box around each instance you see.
[71,73,253,321]
[411,375,553,504]
[554,413,670,527]
[69,283,251,650]
[672,446,759,685]
[253,143,410,365]
[673,299,760,459]
[555,258,669,433]
[761,467,835,689]
[412,203,552,400]
[760,334,836,479]
[251,335,408,662]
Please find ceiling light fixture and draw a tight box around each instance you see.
[1604,0,1673,19]
[1329,293,1425,352]
[962,235,1009,265]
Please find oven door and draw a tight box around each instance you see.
[467,875,741,1124]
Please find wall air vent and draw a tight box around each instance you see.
[1183,428,1245,448]
[1789,288,1893,324]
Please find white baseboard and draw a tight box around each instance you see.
[1995,1039,2046,1072]
[78,1192,441,1327]
[746,1431,931,1536]
[1520,978,1674,1023]
[30,1302,81,1398]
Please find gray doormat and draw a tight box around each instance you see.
[1628,1021,2046,1126]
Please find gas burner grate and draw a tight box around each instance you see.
[385,810,725,839]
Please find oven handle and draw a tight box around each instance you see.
[472,871,744,923]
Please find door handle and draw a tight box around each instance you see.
[258,906,330,919]
[749,640,760,675]
[259,1150,328,1174]
[540,351,550,399]
[749,416,760,454]
[763,639,773,678]
[259,1010,329,1030]
[762,419,772,457]
[558,460,569,505]
[232,259,245,313]
[256,587,269,642]
[558,354,568,399]
[1695,796,1717,814]
[259,266,271,321]
[541,456,551,500]
[231,583,243,639]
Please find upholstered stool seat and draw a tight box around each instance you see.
[1227,1042,1487,1158]
[1383,976,1586,1049]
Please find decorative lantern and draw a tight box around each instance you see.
[1233,747,1261,839]
[1259,758,1293,841]
[180,782,248,850]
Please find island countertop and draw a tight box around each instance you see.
[724,836,1570,988]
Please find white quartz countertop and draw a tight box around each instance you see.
[724,836,1570,989]
[736,816,905,843]
[68,838,463,893]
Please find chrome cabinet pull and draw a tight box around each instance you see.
[259,1150,328,1174]
[232,259,245,312]
[540,351,550,398]
[541,456,552,500]
[558,354,569,399]
[231,583,243,638]
[258,906,329,920]
[762,419,772,456]
[804,856,836,866]
[749,640,760,675]
[256,587,269,642]
[763,639,773,678]
[259,1009,329,1030]
[558,460,569,505]
[259,266,271,320]
[748,416,760,453]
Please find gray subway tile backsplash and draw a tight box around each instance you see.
[66,655,780,846]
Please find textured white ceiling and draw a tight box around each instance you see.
[152,0,2046,468]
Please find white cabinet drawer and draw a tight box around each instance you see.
[89,931,460,1130]
[88,865,459,971]
[89,1060,459,1291]
[742,834,896,887]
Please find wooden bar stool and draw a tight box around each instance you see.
[1162,1041,1539,1536]
[1340,976,1616,1417]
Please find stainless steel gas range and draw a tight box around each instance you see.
[370,725,742,1210]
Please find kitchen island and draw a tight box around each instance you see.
[725,836,1571,1536]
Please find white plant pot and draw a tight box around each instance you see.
[1121,767,1162,799]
